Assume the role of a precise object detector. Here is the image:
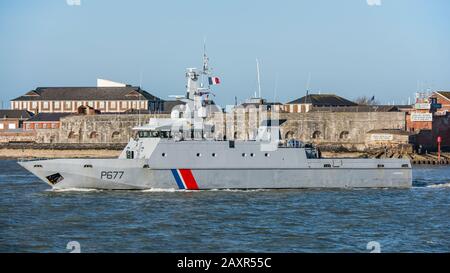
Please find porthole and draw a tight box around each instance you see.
[162,153,166,157]
[242,153,247,157]
[212,153,217,157]
[197,153,202,157]
[250,153,255,157]
[84,164,93,168]
[265,153,270,157]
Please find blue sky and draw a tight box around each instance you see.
[1,0,449,107]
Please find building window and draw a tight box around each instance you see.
[68,131,76,139]
[88,101,93,107]
[140,101,145,108]
[99,101,105,109]
[43,101,49,109]
[8,123,16,129]
[312,131,322,139]
[89,131,98,139]
[339,131,349,140]
[65,101,71,109]
[112,131,120,140]
[43,123,48,129]
[0,124,3,129]
[32,102,37,109]
[51,123,57,129]
[111,101,116,109]
[77,101,82,107]
[285,131,295,140]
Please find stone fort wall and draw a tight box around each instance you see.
[34,111,406,151]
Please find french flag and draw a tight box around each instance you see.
[208,77,221,85]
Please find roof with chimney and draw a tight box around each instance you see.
[11,86,161,102]
[0,110,34,119]
[287,94,357,107]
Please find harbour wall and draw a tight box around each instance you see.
[3,110,409,152]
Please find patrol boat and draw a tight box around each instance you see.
[19,58,412,190]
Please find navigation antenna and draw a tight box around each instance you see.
[202,38,210,88]
[305,72,311,105]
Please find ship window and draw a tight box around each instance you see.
[324,164,332,168]
[250,153,255,157]
[242,153,247,157]
[265,153,270,157]
[402,164,409,168]
[143,164,150,168]
[162,153,166,157]
[212,153,217,157]
[378,164,385,168]
[33,164,43,168]
[196,153,202,157]
[84,164,93,168]
[229,141,235,148]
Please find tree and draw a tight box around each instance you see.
[355,95,379,105]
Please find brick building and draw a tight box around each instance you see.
[23,113,72,130]
[10,79,164,114]
[429,91,450,115]
[0,110,34,130]
[284,94,357,113]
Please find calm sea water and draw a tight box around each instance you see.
[0,160,449,253]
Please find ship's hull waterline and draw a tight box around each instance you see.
[19,158,412,190]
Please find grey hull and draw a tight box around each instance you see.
[19,158,412,190]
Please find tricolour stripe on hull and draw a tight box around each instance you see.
[171,169,199,190]
[171,169,185,189]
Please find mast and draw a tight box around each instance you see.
[256,58,262,98]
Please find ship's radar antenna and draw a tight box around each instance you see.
[202,38,210,76]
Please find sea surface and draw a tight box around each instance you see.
[0,160,449,253]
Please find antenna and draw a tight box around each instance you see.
[138,70,143,125]
[256,58,262,98]
[305,72,311,104]
[273,73,279,102]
